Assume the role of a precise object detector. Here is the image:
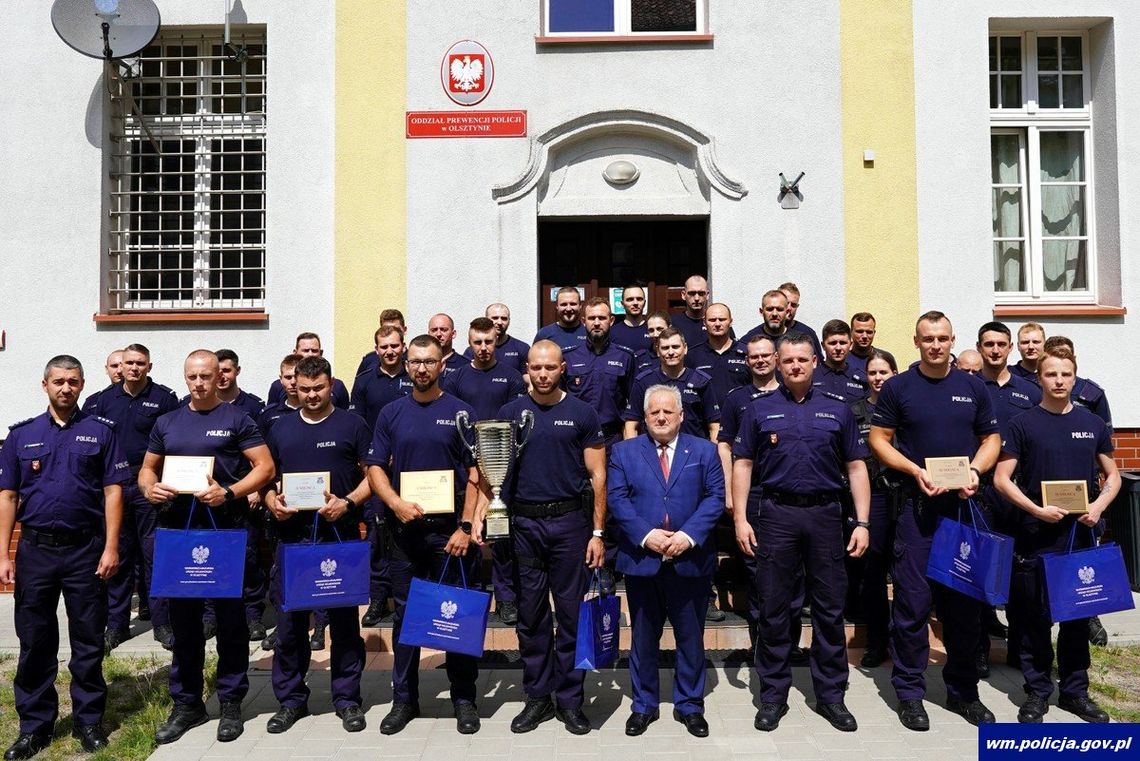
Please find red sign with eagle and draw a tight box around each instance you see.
[441,40,494,106]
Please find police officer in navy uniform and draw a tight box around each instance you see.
[355,309,408,376]
[463,303,531,375]
[82,343,179,653]
[428,314,467,377]
[737,290,791,352]
[535,286,588,353]
[869,311,1001,731]
[365,334,483,736]
[102,349,125,385]
[444,317,527,624]
[609,285,652,356]
[1009,322,1045,385]
[266,333,350,410]
[847,312,896,376]
[815,320,870,402]
[685,303,749,411]
[994,343,1118,724]
[262,356,372,734]
[671,275,711,348]
[140,350,274,745]
[0,355,129,758]
[564,297,636,450]
[498,340,607,735]
[349,326,412,629]
[733,334,870,733]
[778,282,824,360]
[624,328,720,442]
[633,311,671,375]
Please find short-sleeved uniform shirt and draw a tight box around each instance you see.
[624,367,720,438]
[632,348,658,375]
[534,322,587,354]
[268,377,349,410]
[563,341,635,429]
[82,379,179,466]
[813,362,870,402]
[0,411,131,532]
[1003,405,1112,553]
[685,340,749,409]
[1009,362,1039,386]
[257,402,300,437]
[364,393,476,513]
[497,393,603,503]
[182,389,265,422]
[671,312,709,349]
[462,335,530,376]
[610,321,652,356]
[983,373,1042,442]
[266,407,372,540]
[717,384,779,446]
[847,347,896,376]
[349,367,414,430]
[872,367,999,513]
[733,386,867,494]
[148,402,266,526]
[441,362,527,422]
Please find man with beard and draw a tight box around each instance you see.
[535,287,588,353]
[563,298,636,450]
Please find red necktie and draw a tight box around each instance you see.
[659,444,670,480]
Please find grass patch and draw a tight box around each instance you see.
[0,652,218,761]
[1089,644,1140,723]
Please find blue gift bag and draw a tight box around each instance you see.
[152,499,247,599]
[399,555,490,657]
[926,500,1013,605]
[574,570,621,670]
[1043,524,1136,623]
[281,515,370,612]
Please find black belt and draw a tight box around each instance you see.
[22,527,100,547]
[762,490,843,507]
[513,498,581,518]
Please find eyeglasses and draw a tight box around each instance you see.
[406,359,440,368]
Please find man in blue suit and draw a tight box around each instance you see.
[608,384,725,738]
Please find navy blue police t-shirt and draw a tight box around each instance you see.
[442,362,527,422]
[497,393,604,503]
[83,379,180,466]
[148,403,265,492]
[610,321,652,356]
[984,373,1042,442]
[685,340,749,408]
[534,322,587,353]
[462,335,531,376]
[349,368,414,430]
[181,389,265,421]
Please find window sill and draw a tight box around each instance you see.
[535,34,713,45]
[93,311,269,325]
[992,304,1126,317]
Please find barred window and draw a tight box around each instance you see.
[108,30,266,311]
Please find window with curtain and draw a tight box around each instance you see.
[545,0,705,35]
[989,31,1093,302]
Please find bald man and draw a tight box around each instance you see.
[463,303,530,375]
[428,314,466,377]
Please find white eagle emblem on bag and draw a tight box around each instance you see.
[192,545,210,564]
[959,542,971,561]
[440,600,458,619]
[1078,566,1096,584]
[602,613,613,631]
[320,559,337,577]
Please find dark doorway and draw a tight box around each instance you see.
[537,217,708,326]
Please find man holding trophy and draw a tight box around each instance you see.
[482,340,608,735]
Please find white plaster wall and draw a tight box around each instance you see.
[913,1,1140,424]
[404,1,846,348]
[0,1,335,429]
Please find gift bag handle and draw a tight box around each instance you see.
[966,498,992,533]
[309,512,345,544]
[437,554,469,590]
[183,497,219,531]
[1064,522,1098,554]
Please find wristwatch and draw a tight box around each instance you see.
[854,520,871,529]
[459,521,473,535]
[591,529,605,539]
[343,497,356,512]
[223,486,236,502]
[969,466,982,479]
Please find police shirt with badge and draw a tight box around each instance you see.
[624,366,720,438]
[717,383,779,446]
[497,393,604,504]
[982,372,1042,441]
[812,361,870,403]
[685,340,749,408]
[82,378,179,466]
[349,367,414,430]
[463,334,530,376]
[563,340,635,428]
[0,410,131,532]
[441,361,527,422]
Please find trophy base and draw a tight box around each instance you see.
[484,515,510,541]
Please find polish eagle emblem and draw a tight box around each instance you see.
[449,55,484,92]
[320,558,337,577]
[192,545,210,565]
[440,600,459,619]
[958,542,971,561]
[1078,565,1095,585]
[602,613,613,632]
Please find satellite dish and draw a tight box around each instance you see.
[51,0,161,61]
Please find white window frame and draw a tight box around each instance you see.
[989,30,1096,304]
[542,0,708,37]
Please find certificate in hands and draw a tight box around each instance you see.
[161,456,214,494]
[282,472,331,511]
[1042,480,1089,514]
[925,456,972,489]
[400,469,456,515]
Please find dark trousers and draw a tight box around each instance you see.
[169,597,249,707]
[741,498,804,651]
[491,541,518,605]
[625,565,710,715]
[389,520,478,707]
[107,485,162,629]
[753,498,849,704]
[890,499,983,702]
[269,548,364,709]
[365,499,392,603]
[851,492,893,653]
[13,535,107,734]
[512,510,591,709]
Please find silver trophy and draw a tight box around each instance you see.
[456,409,534,540]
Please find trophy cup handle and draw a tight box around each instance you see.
[516,409,535,451]
[455,410,478,459]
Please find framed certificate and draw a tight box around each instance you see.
[400,470,456,515]
[161,456,214,494]
[925,456,972,490]
[1042,480,1089,514]
[282,472,331,511]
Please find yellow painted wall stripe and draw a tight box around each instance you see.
[335,0,406,386]
[840,0,920,358]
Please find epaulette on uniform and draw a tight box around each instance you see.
[690,368,713,385]
[634,367,656,381]
[8,417,35,431]
[612,342,636,357]
[90,415,117,429]
[1076,378,1104,403]
[154,382,177,398]
[821,390,846,403]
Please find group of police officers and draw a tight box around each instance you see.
[0,277,1121,758]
